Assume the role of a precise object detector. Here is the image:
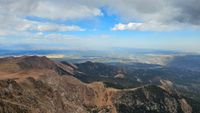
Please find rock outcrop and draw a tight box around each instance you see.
[0,56,194,113]
[115,85,192,113]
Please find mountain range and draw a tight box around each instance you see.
[0,56,199,113]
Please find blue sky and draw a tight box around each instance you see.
[0,0,200,52]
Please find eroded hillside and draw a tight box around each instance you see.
[0,56,195,113]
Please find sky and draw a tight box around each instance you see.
[0,0,200,52]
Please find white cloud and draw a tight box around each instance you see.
[112,23,143,31]
[0,0,102,36]
[0,15,85,37]
[18,20,85,32]
[0,17,84,37]
[33,1,103,20]
[36,24,85,32]
[112,22,179,31]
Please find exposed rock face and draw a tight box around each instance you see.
[179,99,192,113]
[0,56,117,113]
[115,85,192,113]
[114,74,125,79]
[0,76,117,113]
[0,56,194,113]
[0,78,192,113]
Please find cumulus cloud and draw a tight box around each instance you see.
[0,0,103,20]
[30,1,103,20]
[171,0,200,25]
[112,23,143,31]
[108,0,200,31]
[1,0,200,34]
[106,0,200,25]
[112,22,179,31]
[0,0,101,36]
[0,16,84,36]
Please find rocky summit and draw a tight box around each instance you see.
[0,56,196,113]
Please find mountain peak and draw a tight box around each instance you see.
[0,56,75,79]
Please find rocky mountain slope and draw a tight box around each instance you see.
[0,56,197,113]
